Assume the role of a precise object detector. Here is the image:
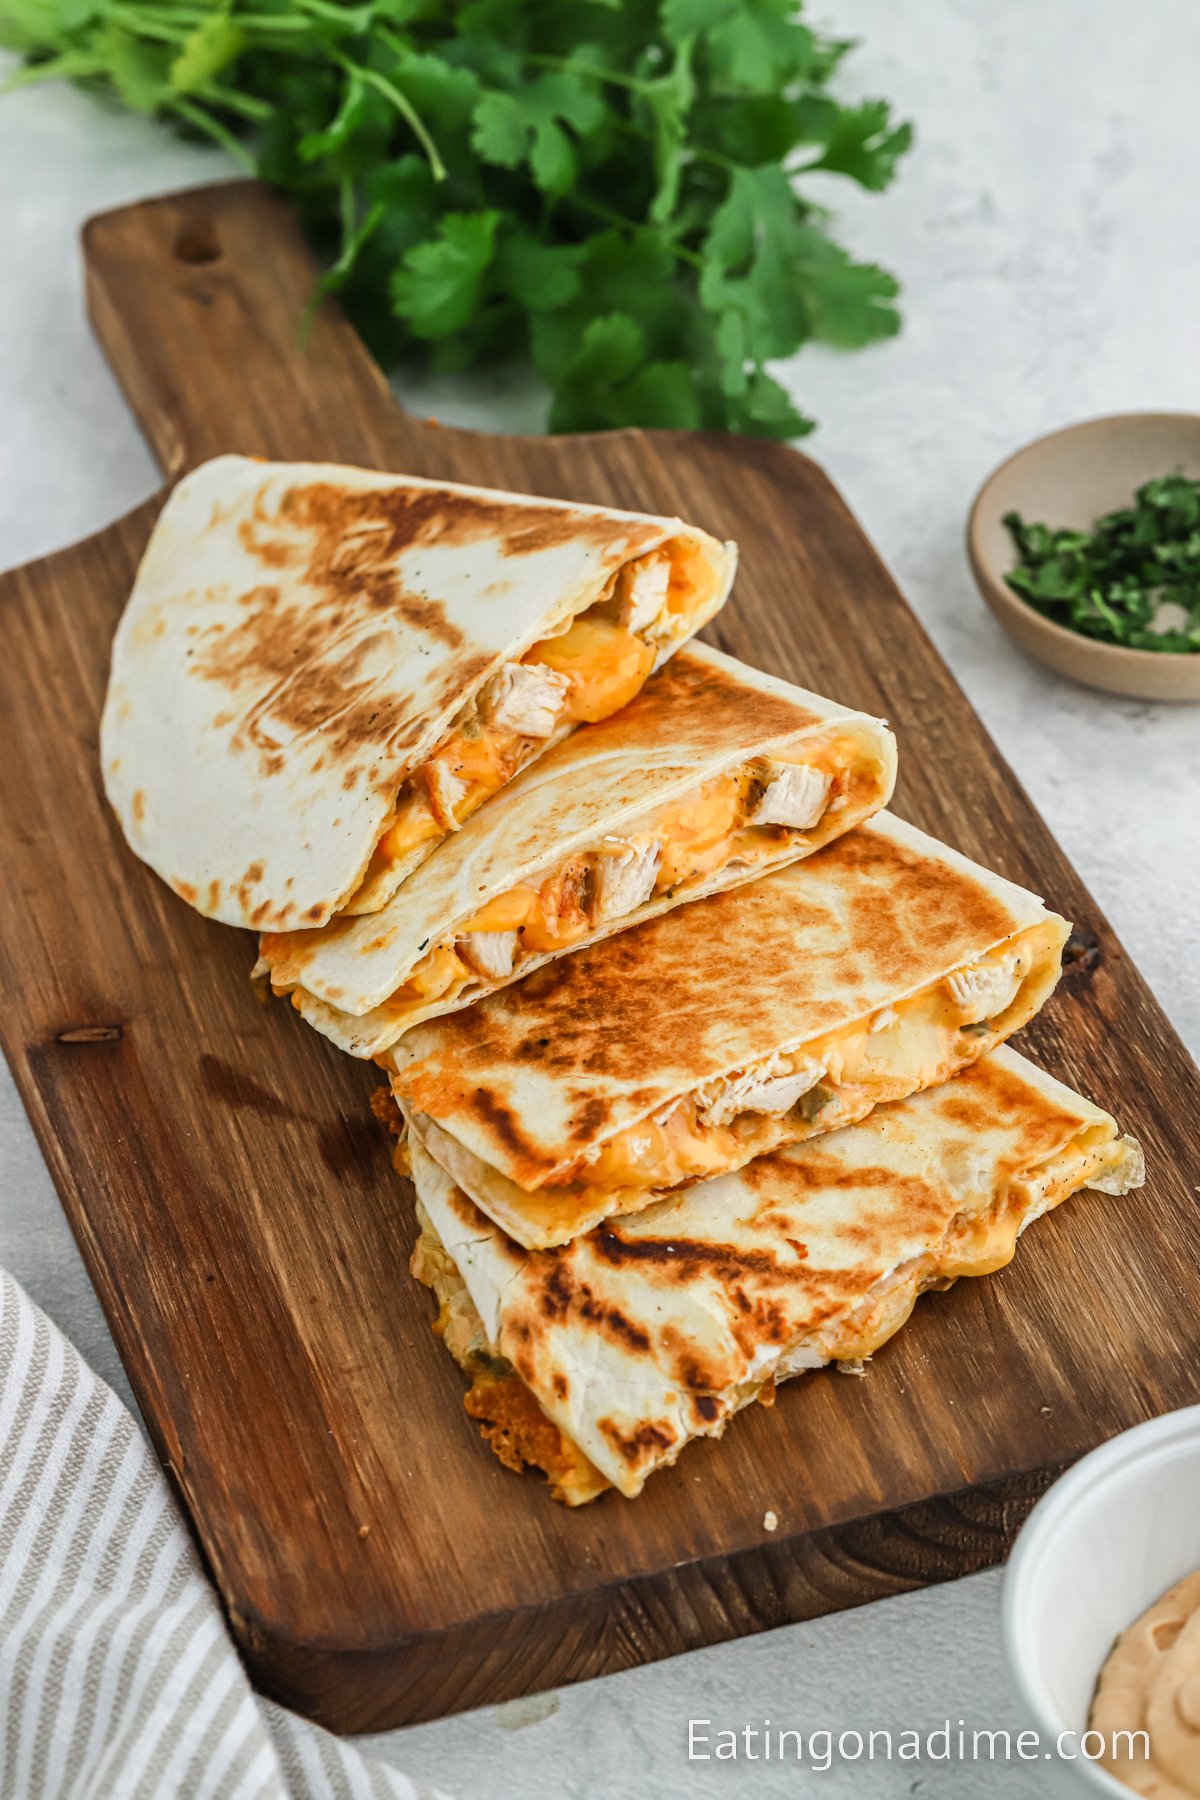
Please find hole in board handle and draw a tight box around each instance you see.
[174,222,221,265]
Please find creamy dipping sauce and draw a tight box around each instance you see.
[1091,1570,1200,1795]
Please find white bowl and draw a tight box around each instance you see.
[1004,1406,1200,1795]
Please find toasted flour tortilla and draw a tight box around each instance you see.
[102,455,734,930]
[260,643,897,1054]
[407,1047,1144,1502]
[392,812,1071,1248]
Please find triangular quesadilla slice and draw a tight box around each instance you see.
[259,643,896,1054]
[392,814,1071,1248]
[103,455,734,928]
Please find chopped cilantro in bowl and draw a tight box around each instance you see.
[1003,475,1200,652]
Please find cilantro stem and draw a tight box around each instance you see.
[606,112,741,178]
[200,84,272,122]
[294,0,377,26]
[336,55,446,181]
[113,3,311,34]
[0,52,105,92]
[523,51,657,95]
[172,97,257,171]
[566,191,703,267]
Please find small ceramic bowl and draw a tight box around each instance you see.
[967,412,1200,701]
[1004,1406,1200,1796]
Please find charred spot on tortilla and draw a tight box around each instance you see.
[597,1418,678,1465]
[521,1268,654,1357]
[237,516,297,570]
[275,479,664,563]
[197,604,446,769]
[606,646,826,746]
[469,1087,548,1172]
[591,1230,785,1284]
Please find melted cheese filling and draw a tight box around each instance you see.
[347,541,712,909]
[543,923,1065,1201]
[375,736,869,1025]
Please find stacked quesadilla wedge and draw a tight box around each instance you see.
[407,1048,1144,1503]
[391,813,1071,1247]
[257,643,898,1054]
[102,455,734,929]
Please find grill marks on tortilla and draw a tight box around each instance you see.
[275,479,661,563]
[396,824,1030,1176]
[834,831,1018,988]
[580,646,827,754]
[923,1052,1087,1177]
[410,1048,1126,1498]
[193,477,655,793]
[193,577,484,787]
[596,1418,678,1466]
[518,1259,653,1356]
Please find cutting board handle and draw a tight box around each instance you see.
[83,180,427,477]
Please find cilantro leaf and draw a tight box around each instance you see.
[797,96,914,191]
[471,68,605,195]
[169,15,243,95]
[391,210,500,337]
[549,313,701,432]
[494,231,584,312]
[789,227,901,346]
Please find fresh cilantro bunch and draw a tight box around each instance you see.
[2,0,913,436]
[1004,476,1200,653]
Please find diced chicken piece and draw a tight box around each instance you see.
[696,1053,827,1128]
[479,660,571,737]
[458,930,521,982]
[612,553,670,635]
[945,952,1023,1025]
[592,839,663,925]
[423,759,469,832]
[750,762,832,831]
[869,1005,898,1034]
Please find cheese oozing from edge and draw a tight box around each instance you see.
[364,736,870,1028]
[409,1117,1142,1505]
[344,539,713,913]
[541,924,1067,1200]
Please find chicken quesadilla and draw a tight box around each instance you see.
[258,644,898,1054]
[391,813,1071,1248]
[102,454,735,930]
[405,1047,1144,1503]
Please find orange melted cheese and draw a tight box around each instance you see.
[526,616,654,723]
[374,617,657,875]
[380,745,867,1019]
[551,937,1056,1198]
[653,776,746,890]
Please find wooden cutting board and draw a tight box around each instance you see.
[2,179,1197,1734]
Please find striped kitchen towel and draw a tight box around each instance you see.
[0,1267,451,1800]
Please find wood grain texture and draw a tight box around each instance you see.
[0,179,1196,1731]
